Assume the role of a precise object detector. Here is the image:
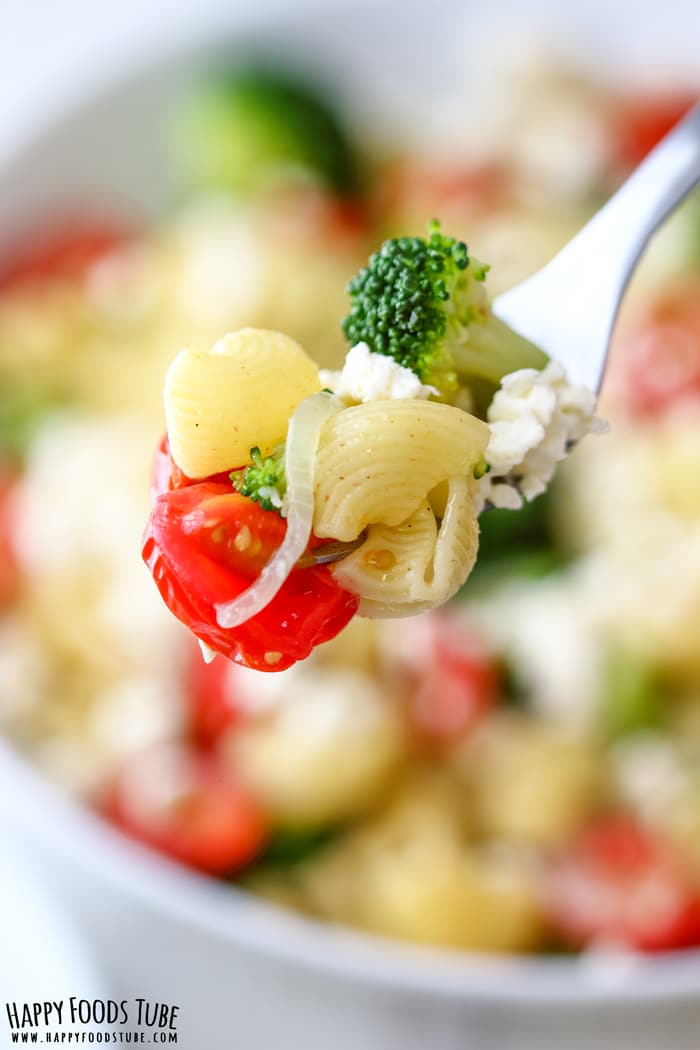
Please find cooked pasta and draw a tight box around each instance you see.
[7,54,700,961]
[312,399,489,541]
[164,327,320,478]
[288,772,544,950]
[225,667,404,826]
[333,475,479,617]
[158,329,492,621]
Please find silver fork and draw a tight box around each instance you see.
[306,109,700,566]
[493,102,700,393]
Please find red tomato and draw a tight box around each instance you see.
[377,159,508,228]
[610,284,700,417]
[150,435,193,502]
[0,469,19,609]
[142,483,359,671]
[613,92,699,171]
[544,815,700,952]
[150,435,241,504]
[186,641,242,745]
[0,468,20,609]
[262,185,369,252]
[394,614,498,746]
[105,742,267,875]
[0,218,129,292]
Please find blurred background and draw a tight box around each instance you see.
[1,1,700,1048]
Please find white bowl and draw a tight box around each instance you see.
[2,3,700,1048]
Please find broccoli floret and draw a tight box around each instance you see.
[175,61,362,198]
[231,445,286,512]
[0,381,67,461]
[598,645,664,741]
[341,221,548,401]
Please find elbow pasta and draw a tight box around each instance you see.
[163,329,491,615]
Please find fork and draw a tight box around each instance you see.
[306,106,700,567]
[493,102,700,393]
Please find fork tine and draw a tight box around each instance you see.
[493,102,700,393]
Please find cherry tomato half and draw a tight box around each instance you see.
[186,639,243,746]
[263,185,369,251]
[544,815,700,952]
[105,741,267,875]
[0,218,129,292]
[611,283,700,417]
[150,435,235,504]
[613,92,699,172]
[0,469,19,609]
[376,159,508,231]
[142,483,359,671]
[388,614,498,747]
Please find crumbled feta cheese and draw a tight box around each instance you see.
[175,198,266,327]
[14,414,154,574]
[12,413,185,665]
[611,733,687,826]
[555,417,700,672]
[467,569,603,731]
[475,361,605,511]
[319,342,438,404]
[488,51,614,201]
[506,93,612,201]
[91,676,185,767]
[224,661,305,717]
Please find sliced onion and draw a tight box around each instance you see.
[215,391,343,629]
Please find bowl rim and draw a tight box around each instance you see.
[2,0,700,1005]
[4,739,700,1005]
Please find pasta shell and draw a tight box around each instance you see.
[334,475,479,617]
[313,400,489,541]
[164,328,320,478]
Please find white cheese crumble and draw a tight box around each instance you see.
[467,568,603,731]
[611,733,687,827]
[174,198,266,327]
[475,361,605,512]
[317,346,601,514]
[319,342,438,404]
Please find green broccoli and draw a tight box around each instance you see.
[0,381,66,461]
[175,61,362,198]
[341,221,548,401]
[598,644,664,741]
[231,445,286,512]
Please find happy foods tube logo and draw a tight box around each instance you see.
[4,999,179,1044]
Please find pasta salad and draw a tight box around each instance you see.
[143,224,599,668]
[1,54,699,956]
